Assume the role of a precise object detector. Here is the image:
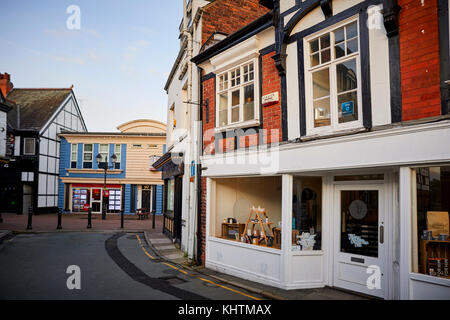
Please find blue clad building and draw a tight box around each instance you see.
[58,119,166,215]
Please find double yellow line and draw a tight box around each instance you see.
[135,235,261,300]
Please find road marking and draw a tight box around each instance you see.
[136,235,156,260]
[135,234,261,300]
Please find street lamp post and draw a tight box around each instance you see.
[96,153,117,220]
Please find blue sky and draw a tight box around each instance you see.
[0,0,182,131]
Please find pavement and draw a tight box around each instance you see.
[143,231,369,300]
[0,212,162,232]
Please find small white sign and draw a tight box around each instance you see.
[262,92,279,106]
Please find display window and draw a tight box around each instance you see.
[414,166,450,278]
[72,188,90,212]
[292,177,322,251]
[166,179,174,212]
[212,176,282,249]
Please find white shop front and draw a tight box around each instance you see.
[202,121,450,300]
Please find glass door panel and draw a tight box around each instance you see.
[340,190,379,257]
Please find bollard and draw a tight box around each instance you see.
[87,208,92,229]
[57,208,62,230]
[120,211,124,229]
[26,206,33,230]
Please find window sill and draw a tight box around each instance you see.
[409,272,450,287]
[214,119,260,133]
[303,126,367,141]
[67,169,123,174]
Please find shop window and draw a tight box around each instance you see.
[23,138,36,155]
[292,177,322,251]
[72,188,90,212]
[83,144,93,168]
[212,177,282,249]
[305,18,362,135]
[70,143,77,168]
[166,179,174,212]
[216,61,258,129]
[414,166,450,278]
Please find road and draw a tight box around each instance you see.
[0,232,264,300]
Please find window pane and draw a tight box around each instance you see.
[347,38,358,55]
[340,190,379,258]
[310,39,319,53]
[115,144,121,153]
[313,98,331,127]
[337,59,357,93]
[84,144,92,152]
[338,91,358,123]
[243,84,254,121]
[334,27,345,43]
[312,68,330,99]
[415,166,450,277]
[346,21,358,40]
[231,90,239,106]
[321,49,331,63]
[311,53,320,67]
[231,90,240,123]
[25,139,35,154]
[292,177,322,250]
[320,34,330,49]
[219,93,228,126]
[71,144,77,152]
[335,43,346,59]
[84,153,92,161]
[100,144,108,153]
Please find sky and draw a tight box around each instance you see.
[0,0,183,131]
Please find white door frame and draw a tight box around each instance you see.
[332,181,388,298]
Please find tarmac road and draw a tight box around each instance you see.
[0,232,264,300]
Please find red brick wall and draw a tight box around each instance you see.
[261,51,282,144]
[201,0,269,46]
[202,77,216,155]
[399,0,442,121]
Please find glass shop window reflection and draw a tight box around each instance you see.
[292,177,322,251]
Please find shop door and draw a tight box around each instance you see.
[91,188,102,213]
[333,184,385,298]
[142,189,151,212]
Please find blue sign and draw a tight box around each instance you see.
[341,101,354,116]
[190,161,196,178]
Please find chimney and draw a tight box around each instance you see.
[0,73,13,96]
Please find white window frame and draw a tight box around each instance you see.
[70,143,77,168]
[23,138,36,155]
[215,59,260,131]
[82,143,93,168]
[114,144,121,169]
[304,16,363,136]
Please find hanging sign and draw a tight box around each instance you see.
[262,92,279,107]
[190,161,196,182]
[103,190,109,197]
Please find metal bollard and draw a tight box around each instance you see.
[57,208,62,230]
[26,206,33,230]
[120,211,124,229]
[87,208,92,229]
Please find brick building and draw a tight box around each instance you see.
[192,0,450,300]
[154,0,269,262]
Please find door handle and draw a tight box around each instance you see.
[380,225,384,244]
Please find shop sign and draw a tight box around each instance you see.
[103,190,109,197]
[83,204,89,211]
[262,92,279,107]
[341,101,354,116]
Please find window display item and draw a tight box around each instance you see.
[297,232,317,250]
[426,211,449,237]
[241,206,275,247]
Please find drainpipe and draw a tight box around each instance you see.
[183,0,195,259]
